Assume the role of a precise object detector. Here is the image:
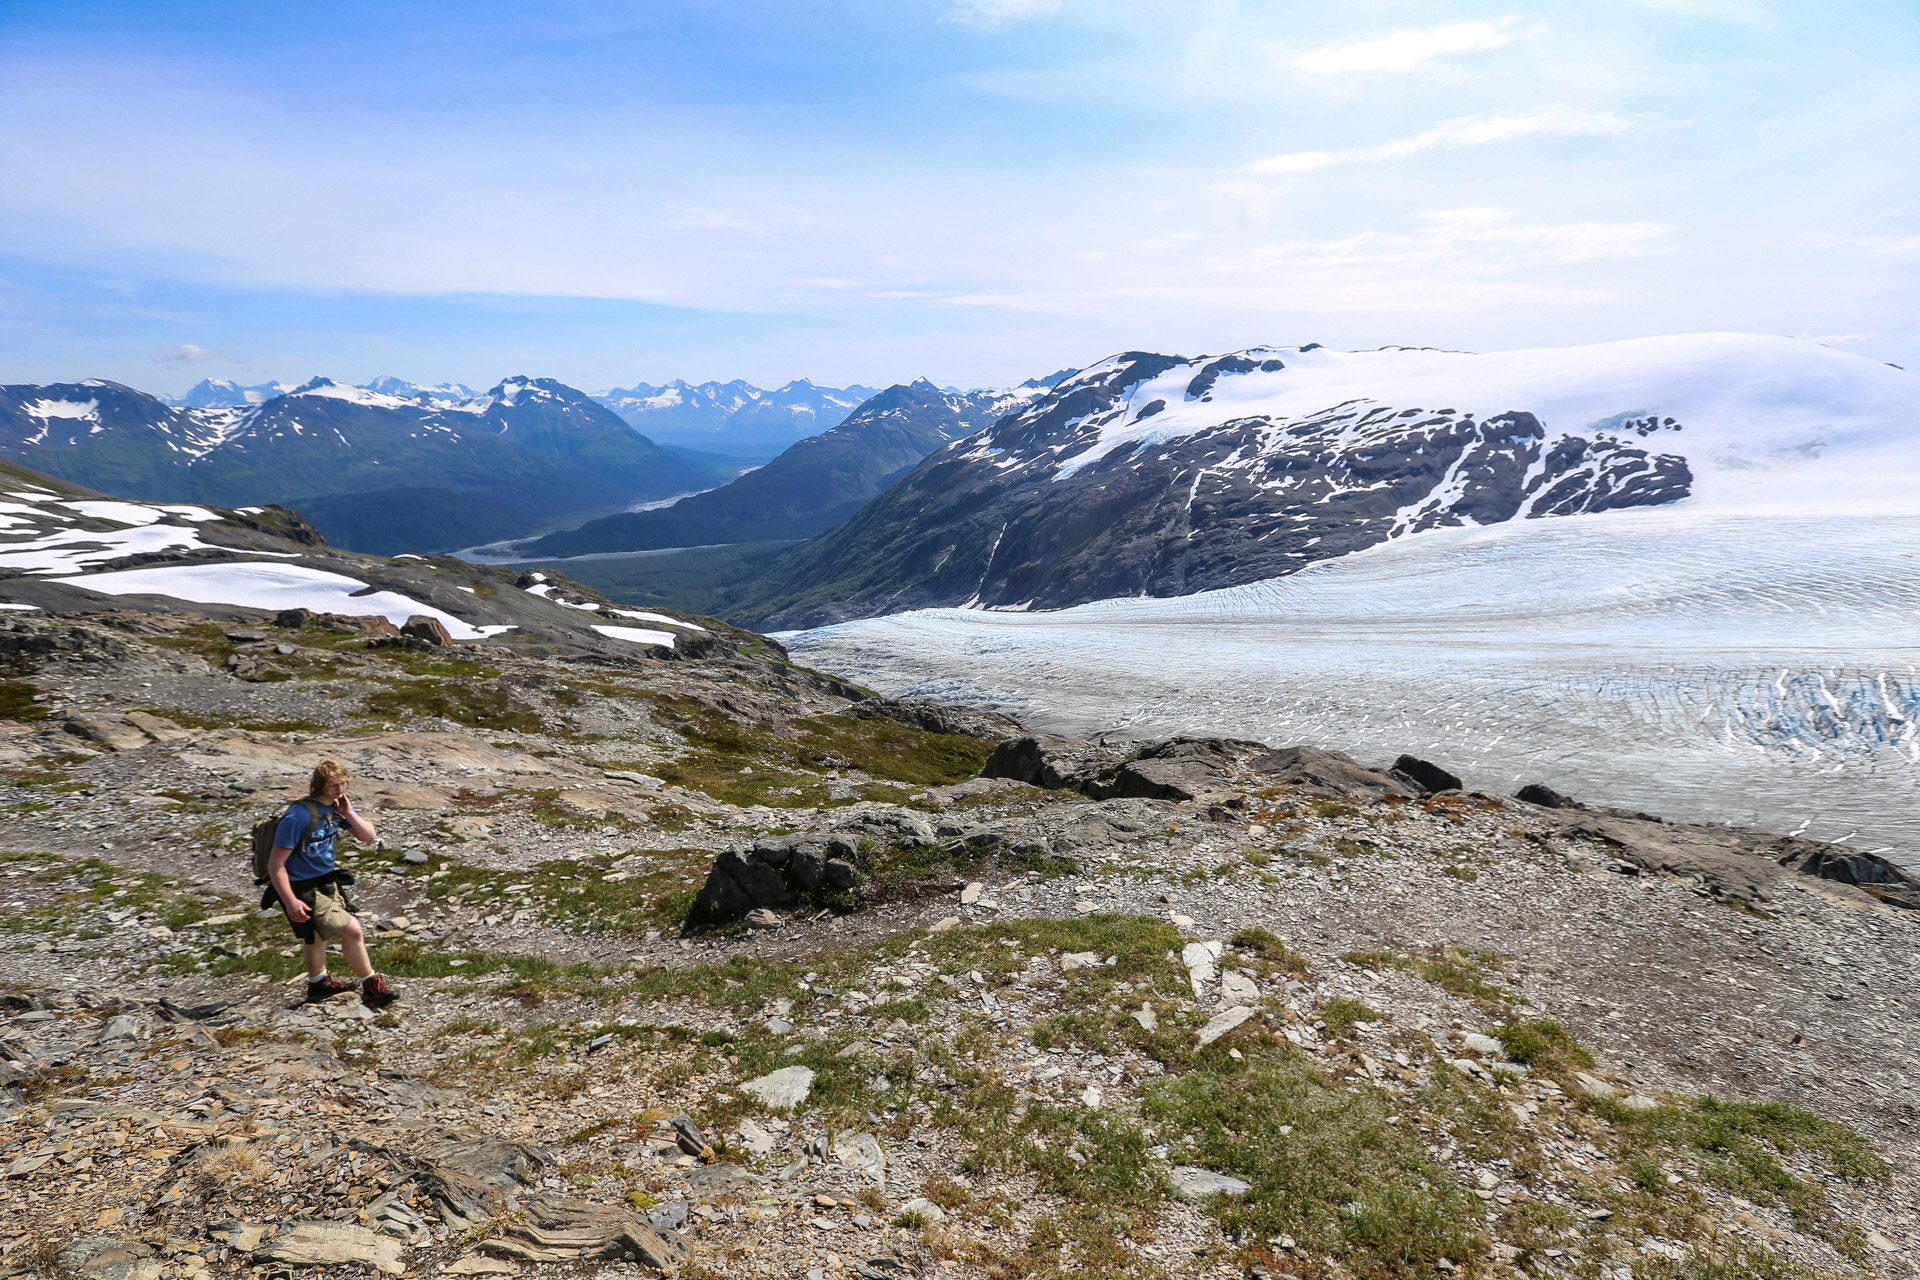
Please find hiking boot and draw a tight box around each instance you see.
[303,974,357,1003]
[361,974,399,1010]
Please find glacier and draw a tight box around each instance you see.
[783,506,1920,872]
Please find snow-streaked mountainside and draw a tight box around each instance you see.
[0,456,720,655]
[0,375,717,553]
[785,507,1920,870]
[737,334,1920,629]
[594,377,882,454]
[1031,334,1920,513]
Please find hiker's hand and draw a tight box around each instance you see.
[285,898,311,923]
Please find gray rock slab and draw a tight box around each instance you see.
[255,1221,405,1275]
[95,1014,144,1045]
[1195,1005,1255,1047]
[831,1131,887,1183]
[1219,970,1260,1002]
[1170,1166,1251,1200]
[740,1065,814,1110]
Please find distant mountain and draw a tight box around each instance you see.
[169,378,298,407]
[594,378,880,455]
[171,376,481,409]
[522,377,1061,558]
[0,375,720,555]
[361,376,480,405]
[728,335,1920,628]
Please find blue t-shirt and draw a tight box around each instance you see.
[273,801,340,882]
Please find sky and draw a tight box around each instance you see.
[1,0,1915,394]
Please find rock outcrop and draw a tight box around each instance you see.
[691,836,859,924]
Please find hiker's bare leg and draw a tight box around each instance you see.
[303,936,330,979]
[339,918,375,980]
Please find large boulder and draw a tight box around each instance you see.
[401,616,453,646]
[1247,745,1416,800]
[1391,754,1463,795]
[1515,783,1579,809]
[1770,837,1920,909]
[1086,737,1263,801]
[1548,814,1784,903]
[690,837,855,926]
[1545,812,1920,908]
[982,734,1096,789]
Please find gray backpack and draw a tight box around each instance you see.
[249,799,325,886]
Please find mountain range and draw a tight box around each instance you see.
[725,334,1920,628]
[0,375,719,554]
[174,375,883,450]
[594,378,881,455]
[522,376,1062,557]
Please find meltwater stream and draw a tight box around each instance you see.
[783,510,1920,872]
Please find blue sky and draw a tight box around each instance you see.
[1,0,1915,393]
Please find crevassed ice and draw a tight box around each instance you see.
[785,507,1920,871]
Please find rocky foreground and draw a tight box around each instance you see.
[0,599,1916,1280]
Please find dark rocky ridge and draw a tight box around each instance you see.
[976,732,1920,911]
[689,727,1920,925]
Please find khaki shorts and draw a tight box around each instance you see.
[286,881,357,944]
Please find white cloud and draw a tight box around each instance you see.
[1795,333,1876,344]
[1848,235,1920,258]
[1291,17,1521,74]
[1244,109,1638,174]
[949,0,1061,26]
[153,343,217,365]
[666,206,776,234]
[1242,207,1672,271]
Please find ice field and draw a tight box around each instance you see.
[784,508,1920,871]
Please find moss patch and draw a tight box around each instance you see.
[648,696,991,808]
[362,680,544,734]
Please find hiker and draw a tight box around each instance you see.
[265,760,398,1008]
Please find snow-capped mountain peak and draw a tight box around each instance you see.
[169,378,299,408]
[984,334,1920,516]
[283,377,421,410]
[742,333,1920,627]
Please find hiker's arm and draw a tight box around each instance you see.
[335,793,377,844]
[268,846,309,922]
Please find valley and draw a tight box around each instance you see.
[1,332,1916,1280]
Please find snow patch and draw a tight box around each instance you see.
[48,562,513,639]
[24,398,99,421]
[591,624,676,648]
[604,609,707,631]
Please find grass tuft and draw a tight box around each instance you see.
[1494,1018,1594,1076]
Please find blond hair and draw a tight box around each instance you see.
[308,759,351,797]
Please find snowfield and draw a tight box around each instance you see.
[784,506,1920,871]
[51,562,514,640]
